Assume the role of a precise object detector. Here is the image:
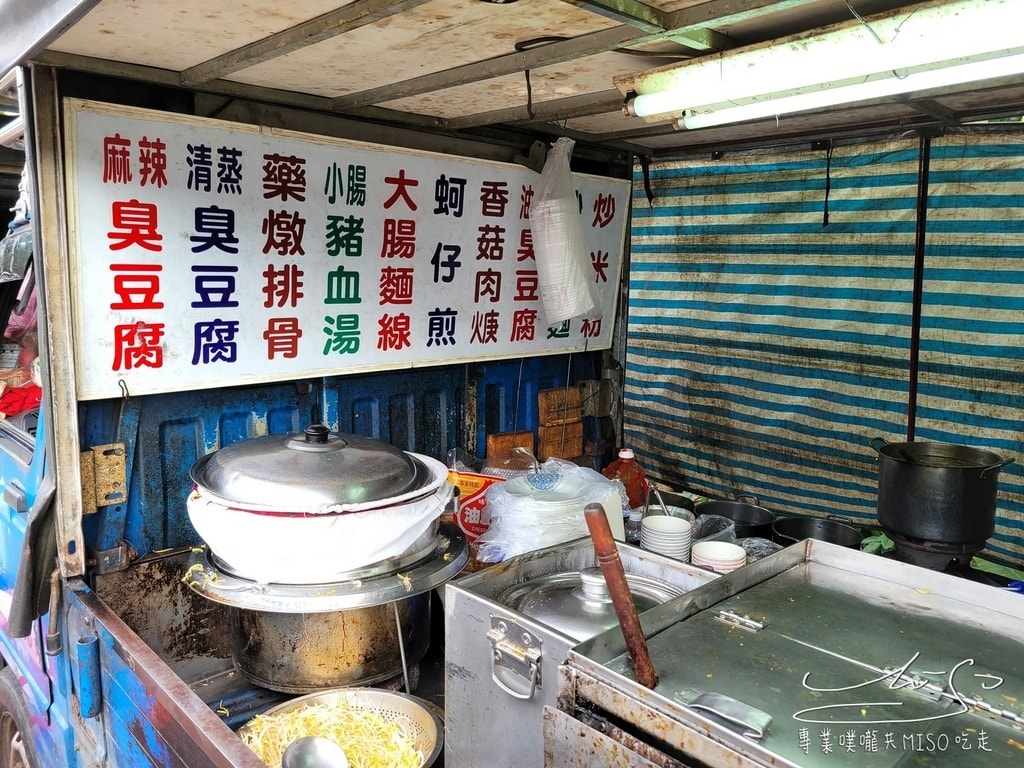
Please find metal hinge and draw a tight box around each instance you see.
[80,443,127,515]
[89,541,137,574]
[715,610,765,632]
[487,615,543,700]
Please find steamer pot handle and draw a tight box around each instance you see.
[869,437,889,453]
[490,657,540,701]
[688,692,772,740]
[982,457,1015,477]
[735,494,759,506]
[487,615,543,701]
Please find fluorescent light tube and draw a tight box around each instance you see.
[621,0,1024,122]
[677,52,1024,130]
[0,117,23,149]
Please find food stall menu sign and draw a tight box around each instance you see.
[63,99,628,400]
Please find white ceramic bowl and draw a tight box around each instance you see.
[640,516,692,536]
[690,540,746,572]
[631,506,696,527]
[642,544,691,559]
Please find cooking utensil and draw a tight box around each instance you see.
[871,437,1014,545]
[556,540,1024,767]
[498,567,684,642]
[444,537,716,768]
[242,688,443,768]
[190,424,441,512]
[772,515,862,548]
[642,485,696,517]
[584,502,659,689]
[282,736,349,768]
[695,495,775,539]
[186,424,453,583]
[185,523,467,693]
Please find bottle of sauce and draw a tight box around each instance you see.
[602,448,649,511]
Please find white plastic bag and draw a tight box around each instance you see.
[475,458,624,562]
[530,138,600,325]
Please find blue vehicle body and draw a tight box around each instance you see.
[0,67,607,765]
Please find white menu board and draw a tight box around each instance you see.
[63,99,628,400]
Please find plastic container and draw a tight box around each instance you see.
[624,509,643,544]
[602,448,649,510]
[692,514,737,544]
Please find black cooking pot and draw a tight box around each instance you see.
[695,495,775,539]
[772,515,862,548]
[871,437,1014,545]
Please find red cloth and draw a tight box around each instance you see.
[0,383,41,416]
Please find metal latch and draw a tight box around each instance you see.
[715,610,765,632]
[80,443,127,515]
[487,615,543,700]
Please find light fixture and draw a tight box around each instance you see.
[616,0,1024,128]
[679,52,1024,130]
[0,116,24,150]
[0,68,18,99]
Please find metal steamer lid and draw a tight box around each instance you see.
[501,567,684,641]
[189,424,429,509]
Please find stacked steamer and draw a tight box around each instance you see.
[183,424,467,693]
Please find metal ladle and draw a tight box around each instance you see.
[281,736,350,768]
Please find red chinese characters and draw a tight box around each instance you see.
[102,130,169,373]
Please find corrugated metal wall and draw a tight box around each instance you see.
[82,357,586,556]
[624,132,1024,566]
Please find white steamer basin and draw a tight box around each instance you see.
[186,470,452,584]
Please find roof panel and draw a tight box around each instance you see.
[224,0,618,98]
[49,0,347,71]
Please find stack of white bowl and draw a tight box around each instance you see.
[639,515,692,561]
[690,541,747,573]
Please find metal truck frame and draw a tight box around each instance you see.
[0,60,615,766]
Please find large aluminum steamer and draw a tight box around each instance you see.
[547,540,1024,767]
[444,536,717,768]
[184,424,467,693]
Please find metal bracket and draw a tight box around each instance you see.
[715,610,765,632]
[487,614,543,700]
[80,443,127,515]
[88,541,136,575]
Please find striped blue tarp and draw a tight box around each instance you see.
[623,133,1024,567]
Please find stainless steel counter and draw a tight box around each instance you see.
[444,536,717,768]
[552,540,1024,767]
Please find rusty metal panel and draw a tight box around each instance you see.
[79,443,126,513]
[66,580,266,767]
[543,705,665,768]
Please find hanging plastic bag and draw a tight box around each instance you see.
[530,137,600,325]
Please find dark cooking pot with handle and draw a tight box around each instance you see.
[871,437,1014,545]
[772,515,862,548]
[695,494,775,539]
